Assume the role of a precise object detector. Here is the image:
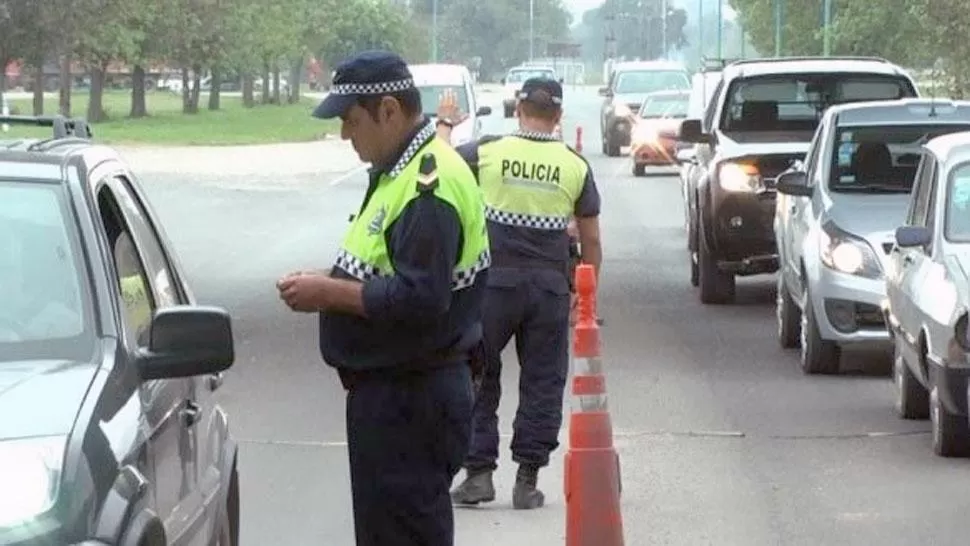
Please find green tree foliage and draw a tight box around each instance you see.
[433,0,573,75]
[574,0,688,66]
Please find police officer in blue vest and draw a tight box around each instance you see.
[435,78,603,509]
[277,51,490,546]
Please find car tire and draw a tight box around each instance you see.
[632,162,646,176]
[697,232,734,304]
[776,273,801,349]
[601,138,607,154]
[606,134,621,157]
[211,462,240,546]
[688,217,699,287]
[799,287,841,374]
[503,103,514,118]
[893,337,929,420]
[930,385,970,457]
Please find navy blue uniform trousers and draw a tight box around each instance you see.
[346,362,474,546]
[465,268,571,471]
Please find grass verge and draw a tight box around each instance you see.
[2,90,339,146]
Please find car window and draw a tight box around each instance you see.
[702,79,724,132]
[109,176,180,308]
[639,93,689,118]
[614,70,689,94]
[909,156,937,226]
[0,182,95,361]
[828,124,970,194]
[720,74,911,134]
[97,185,155,347]
[945,162,970,242]
[803,125,825,183]
[417,85,470,117]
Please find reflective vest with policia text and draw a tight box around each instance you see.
[335,137,491,290]
[476,133,588,233]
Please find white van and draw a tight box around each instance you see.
[408,63,491,146]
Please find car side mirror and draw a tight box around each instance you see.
[598,86,611,97]
[559,77,565,84]
[675,148,696,164]
[677,118,710,144]
[137,306,235,381]
[894,225,932,248]
[500,78,506,85]
[476,106,491,116]
[774,171,812,196]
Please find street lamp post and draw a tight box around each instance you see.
[698,0,703,63]
[716,0,722,58]
[431,0,438,62]
[822,0,832,56]
[529,0,535,60]
[774,0,783,57]
[661,0,668,59]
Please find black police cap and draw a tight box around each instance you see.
[517,77,564,106]
[312,50,416,119]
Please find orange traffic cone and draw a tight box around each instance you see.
[575,126,583,154]
[564,264,624,546]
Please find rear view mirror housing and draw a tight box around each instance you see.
[677,119,711,144]
[137,306,235,381]
[894,225,932,248]
[775,171,812,196]
[598,86,611,97]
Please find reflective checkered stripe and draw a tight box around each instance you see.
[334,249,383,282]
[336,248,491,291]
[330,78,415,96]
[486,205,569,230]
[453,249,491,290]
[513,130,560,141]
[389,122,438,178]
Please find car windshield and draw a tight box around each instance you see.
[829,124,970,193]
[946,163,970,242]
[418,85,470,117]
[506,69,555,83]
[640,93,689,118]
[614,70,689,94]
[0,182,95,362]
[721,74,914,134]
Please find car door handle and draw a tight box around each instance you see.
[789,204,796,213]
[180,400,201,427]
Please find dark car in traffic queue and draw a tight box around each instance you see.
[884,131,970,458]
[676,56,920,304]
[0,116,239,546]
[599,60,690,157]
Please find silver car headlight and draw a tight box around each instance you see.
[818,221,882,279]
[0,436,65,528]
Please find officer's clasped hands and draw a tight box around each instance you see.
[277,271,331,313]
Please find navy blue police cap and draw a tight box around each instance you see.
[517,77,563,106]
[312,50,416,119]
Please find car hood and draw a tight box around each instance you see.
[716,131,812,157]
[635,117,682,134]
[614,93,655,108]
[0,359,98,440]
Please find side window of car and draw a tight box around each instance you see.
[109,176,181,308]
[702,79,723,132]
[906,156,928,224]
[96,185,155,347]
[910,156,937,226]
[803,125,825,183]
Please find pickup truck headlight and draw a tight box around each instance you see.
[0,436,65,528]
[818,221,882,279]
[718,162,764,192]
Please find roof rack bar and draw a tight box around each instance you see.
[0,114,93,139]
[727,56,890,67]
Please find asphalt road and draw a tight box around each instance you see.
[133,86,970,545]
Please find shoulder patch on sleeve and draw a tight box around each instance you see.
[416,153,440,193]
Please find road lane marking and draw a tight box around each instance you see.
[329,163,369,186]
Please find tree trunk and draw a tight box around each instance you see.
[189,64,202,112]
[208,67,221,110]
[130,65,147,118]
[242,74,255,107]
[32,63,44,115]
[261,62,270,104]
[58,54,72,116]
[288,59,302,104]
[86,64,107,123]
[181,66,191,113]
[272,68,281,104]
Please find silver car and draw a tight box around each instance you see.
[774,99,970,374]
[884,130,970,457]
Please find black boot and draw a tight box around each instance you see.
[450,469,496,505]
[512,464,545,509]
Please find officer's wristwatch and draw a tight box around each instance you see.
[436,118,456,129]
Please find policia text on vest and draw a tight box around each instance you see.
[501,158,563,184]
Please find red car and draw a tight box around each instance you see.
[630,90,690,176]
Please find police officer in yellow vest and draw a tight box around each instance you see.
[436,78,603,509]
[276,51,490,546]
